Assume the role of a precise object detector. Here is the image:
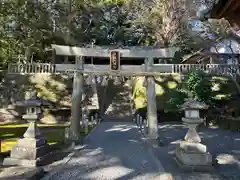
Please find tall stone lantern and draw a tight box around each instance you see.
[176,98,213,170]
[3,93,51,167]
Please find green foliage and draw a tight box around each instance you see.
[186,70,213,105]
[0,0,54,66]
[165,89,188,111]
[0,0,233,69]
[0,0,144,68]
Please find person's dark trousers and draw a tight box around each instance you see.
[134,107,147,119]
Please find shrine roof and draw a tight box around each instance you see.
[210,0,240,28]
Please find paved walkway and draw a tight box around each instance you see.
[42,122,171,180]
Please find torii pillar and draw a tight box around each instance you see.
[145,58,159,145]
[70,56,84,145]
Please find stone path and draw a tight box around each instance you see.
[103,79,133,121]
[42,122,172,180]
[41,121,240,180]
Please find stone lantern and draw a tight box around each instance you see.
[3,93,51,167]
[175,98,213,170]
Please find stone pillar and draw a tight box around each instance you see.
[83,107,88,134]
[145,58,159,141]
[64,56,69,64]
[146,76,158,140]
[90,75,99,109]
[70,56,84,145]
[94,113,99,124]
[90,115,94,127]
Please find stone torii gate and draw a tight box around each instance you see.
[51,45,177,144]
[8,45,238,146]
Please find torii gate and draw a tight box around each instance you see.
[50,44,177,144]
[8,44,238,145]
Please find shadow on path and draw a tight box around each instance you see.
[41,122,169,180]
[153,122,240,180]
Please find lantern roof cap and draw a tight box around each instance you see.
[181,98,208,110]
[16,94,52,107]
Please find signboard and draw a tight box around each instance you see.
[110,50,120,71]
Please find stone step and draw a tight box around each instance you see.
[103,79,132,120]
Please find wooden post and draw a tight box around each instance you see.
[145,58,159,140]
[70,56,84,145]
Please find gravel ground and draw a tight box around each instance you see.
[151,122,240,180]
[42,122,172,180]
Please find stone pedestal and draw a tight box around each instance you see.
[176,142,213,170]
[3,121,49,167]
[176,118,213,170]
